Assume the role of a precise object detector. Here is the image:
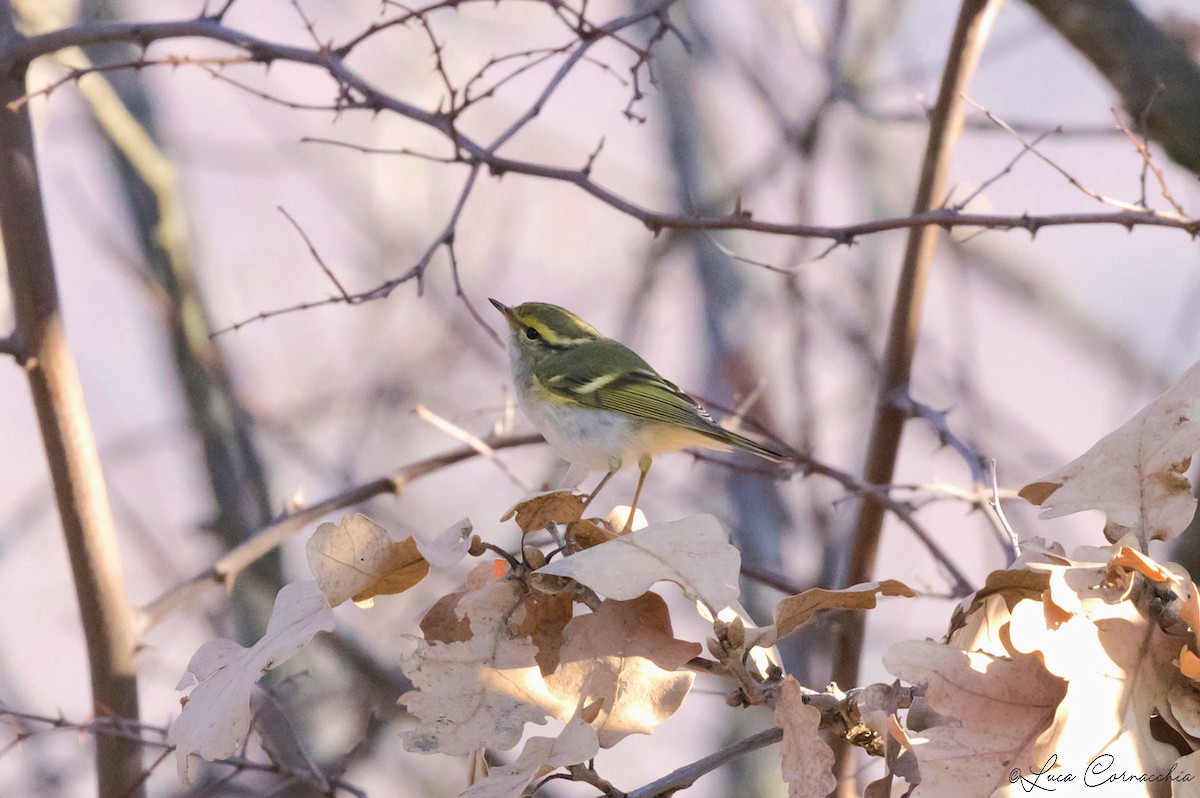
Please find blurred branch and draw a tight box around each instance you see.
[0,5,142,795]
[49,3,283,642]
[833,0,1002,790]
[0,706,366,795]
[1023,0,1200,175]
[0,332,22,359]
[137,432,544,632]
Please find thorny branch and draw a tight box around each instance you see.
[4,3,1197,328]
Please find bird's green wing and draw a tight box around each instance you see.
[535,340,716,433]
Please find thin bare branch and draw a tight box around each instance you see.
[10,14,1199,253]
[964,95,1186,219]
[414,404,530,490]
[277,206,352,301]
[1112,106,1188,217]
[624,727,784,798]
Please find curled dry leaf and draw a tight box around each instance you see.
[167,581,335,783]
[883,640,1066,797]
[543,593,700,747]
[763,580,916,646]
[775,676,836,798]
[459,711,600,798]
[306,513,429,607]
[532,514,741,611]
[501,490,585,532]
[1019,359,1200,545]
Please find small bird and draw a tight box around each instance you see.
[490,299,787,529]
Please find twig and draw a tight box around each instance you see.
[278,206,352,301]
[445,235,503,348]
[894,395,988,483]
[988,459,1020,560]
[964,95,1188,219]
[212,163,482,335]
[1112,106,1188,217]
[5,54,254,111]
[834,1,1001,789]
[739,564,809,595]
[624,727,784,798]
[136,432,544,632]
[414,404,530,490]
[952,128,1057,211]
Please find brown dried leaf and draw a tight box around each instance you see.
[1019,359,1200,544]
[512,592,574,675]
[565,518,614,551]
[776,676,836,798]
[1181,646,1200,682]
[1111,546,1179,582]
[766,580,915,645]
[501,490,585,532]
[420,562,501,644]
[306,514,429,607]
[883,640,1066,796]
[543,593,700,747]
[533,514,741,611]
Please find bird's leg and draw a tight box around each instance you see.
[624,456,652,533]
[582,470,615,512]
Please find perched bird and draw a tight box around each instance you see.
[490,299,787,529]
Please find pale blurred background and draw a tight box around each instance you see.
[2,0,1199,794]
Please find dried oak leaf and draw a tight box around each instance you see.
[1019,359,1200,544]
[420,561,506,645]
[532,514,740,611]
[459,711,600,798]
[776,676,836,798]
[400,578,557,755]
[543,592,701,747]
[501,490,585,532]
[307,513,429,607]
[1009,554,1195,781]
[764,580,915,646]
[883,640,1066,797]
[168,581,335,783]
[512,591,575,676]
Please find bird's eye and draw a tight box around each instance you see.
[525,327,541,341]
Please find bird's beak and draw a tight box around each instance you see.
[489,298,517,325]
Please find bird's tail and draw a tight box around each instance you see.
[705,426,790,463]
